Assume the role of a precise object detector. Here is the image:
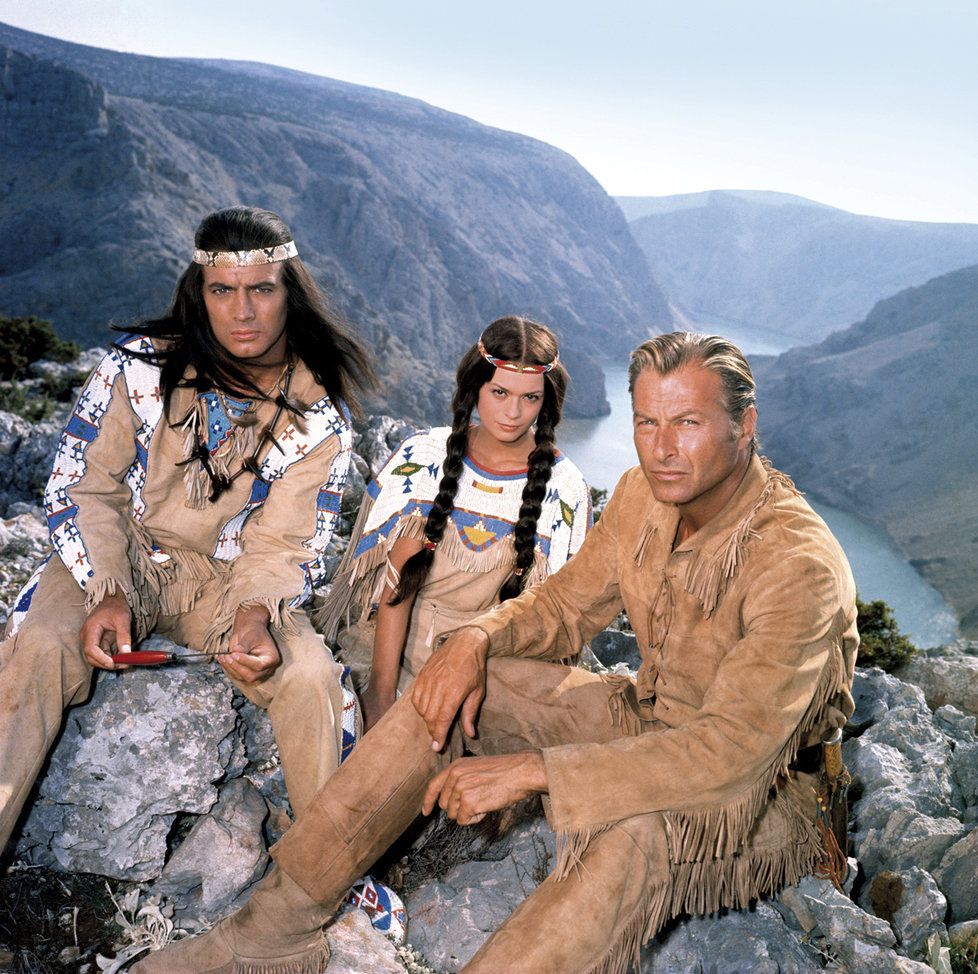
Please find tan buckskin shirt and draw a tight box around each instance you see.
[473,455,858,862]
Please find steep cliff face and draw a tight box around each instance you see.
[757,265,978,634]
[0,23,673,420]
[623,190,978,346]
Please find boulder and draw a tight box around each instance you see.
[792,876,934,973]
[326,909,405,974]
[934,827,978,924]
[152,778,270,921]
[887,868,949,959]
[590,629,641,670]
[404,815,555,971]
[641,902,824,973]
[896,653,978,716]
[12,632,289,910]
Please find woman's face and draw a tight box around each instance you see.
[476,368,546,447]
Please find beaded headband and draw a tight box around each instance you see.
[477,339,558,375]
[192,241,298,267]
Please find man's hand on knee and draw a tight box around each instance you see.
[80,591,133,670]
[221,604,281,683]
[421,752,548,825]
[411,627,490,752]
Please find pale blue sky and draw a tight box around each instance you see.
[2,0,976,223]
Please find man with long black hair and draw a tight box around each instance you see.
[0,206,375,854]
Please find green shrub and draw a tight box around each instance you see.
[0,384,56,422]
[856,596,917,672]
[950,940,978,974]
[0,314,79,380]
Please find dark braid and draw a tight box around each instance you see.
[390,396,477,605]
[497,412,559,601]
[390,315,568,606]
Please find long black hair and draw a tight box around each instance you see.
[391,316,568,605]
[118,206,375,416]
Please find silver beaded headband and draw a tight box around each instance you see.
[192,241,298,267]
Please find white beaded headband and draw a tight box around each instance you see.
[192,241,298,267]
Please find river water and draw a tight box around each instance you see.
[559,365,959,647]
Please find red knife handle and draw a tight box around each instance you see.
[110,650,172,666]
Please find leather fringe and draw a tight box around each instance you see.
[83,523,218,639]
[663,642,845,865]
[229,941,329,974]
[552,635,845,947]
[583,880,670,974]
[314,506,548,644]
[314,505,428,642]
[683,462,798,618]
[180,396,259,511]
[203,592,299,655]
[553,824,612,881]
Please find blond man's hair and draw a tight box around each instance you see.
[628,332,758,446]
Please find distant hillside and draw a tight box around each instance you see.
[616,189,831,222]
[622,190,978,347]
[0,24,672,420]
[756,265,978,636]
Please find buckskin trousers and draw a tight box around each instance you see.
[272,656,673,974]
[0,556,346,852]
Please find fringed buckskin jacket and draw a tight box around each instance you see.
[39,335,352,649]
[473,454,858,919]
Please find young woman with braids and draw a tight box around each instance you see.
[318,316,591,730]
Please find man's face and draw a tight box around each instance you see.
[632,363,756,524]
[201,262,288,369]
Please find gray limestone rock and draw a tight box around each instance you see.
[948,918,978,948]
[934,827,978,924]
[889,868,949,959]
[0,409,61,515]
[935,706,978,816]
[15,636,240,880]
[326,909,405,974]
[27,347,105,381]
[792,876,936,973]
[845,670,971,885]
[848,668,930,733]
[896,654,978,716]
[353,416,420,476]
[152,778,270,921]
[404,816,555,971]
[855,807,968,879]
[641,902,824,973]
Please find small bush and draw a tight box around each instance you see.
[950,941,978,974]
[0,314,79,380]
[856,596,917,672]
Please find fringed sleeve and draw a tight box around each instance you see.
[314,428,439,642]
[44,351,143,617]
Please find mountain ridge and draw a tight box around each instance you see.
[0,22,672,420]
[757,264,978,635]
[624,190,978,348]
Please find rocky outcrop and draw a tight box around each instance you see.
[0,22,674,421]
